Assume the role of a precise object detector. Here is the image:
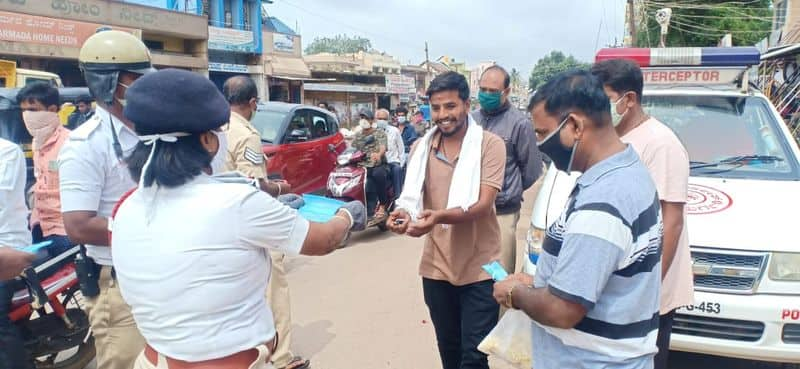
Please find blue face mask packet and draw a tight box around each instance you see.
[482,261,508,281]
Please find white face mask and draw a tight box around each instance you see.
[210,130,228,174]
[359,119,371,130]
[397,116,407,124]
[376,119,389,129]
[610,94,630,127]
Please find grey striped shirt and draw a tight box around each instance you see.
[532,145,663,369]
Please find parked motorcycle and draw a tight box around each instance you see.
[326,145,395,236]
[9,244,95,369]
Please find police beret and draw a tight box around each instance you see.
[124,68,230,135]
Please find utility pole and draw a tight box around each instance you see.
[425,41,432,86]
[628,0,637,46]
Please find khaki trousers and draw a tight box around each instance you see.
[497,211,521,274]
[84,266,145,369]
[266,251,294,368]
[132,345,275,369]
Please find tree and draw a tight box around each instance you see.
[304,34,373,55]
[635,0,772,47]
[528,51,590,91]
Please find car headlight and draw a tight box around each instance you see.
[769,252,800,281]
[526,226,545,265]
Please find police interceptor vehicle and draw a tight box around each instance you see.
[525,47,800,364]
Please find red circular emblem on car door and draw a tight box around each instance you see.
[686,184,733,215]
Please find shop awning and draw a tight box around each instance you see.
[266,56,311,79]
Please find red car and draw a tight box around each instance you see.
[251,102,346,194]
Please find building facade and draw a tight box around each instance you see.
[262,16,310,104]
[0,0,208,86]
[204,0,265,98]
[304,51,409,127]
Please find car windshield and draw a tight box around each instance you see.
[641,94,800,180]
[251,109,287,143]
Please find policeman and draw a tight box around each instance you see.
[110,68,366,369]
[58,29,153,369]
[220,76,306,369]
[221,76,290,196]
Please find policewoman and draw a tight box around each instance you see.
[110,69,365,369]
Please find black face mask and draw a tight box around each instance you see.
[537,115,578,173]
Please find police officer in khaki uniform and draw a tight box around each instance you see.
[59,29,153,369]
[221,76,308,369]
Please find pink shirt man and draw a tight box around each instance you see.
[622,117,694,314]
[30,125,70,237]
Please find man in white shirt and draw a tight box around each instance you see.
[58,29,153,369]
[376,108,405,196]
[0,137,35,369]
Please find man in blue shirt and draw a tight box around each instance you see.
[494,70,662,369]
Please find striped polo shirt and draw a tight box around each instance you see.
[532,145,663,369]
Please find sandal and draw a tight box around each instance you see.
[280,357,310,369]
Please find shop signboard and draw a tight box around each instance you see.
[208,26,259,53]
[208,62,248,73]
[304,83,387,94]
[385,74,416,94]
[0,10,140,49]
[273,33,294,53]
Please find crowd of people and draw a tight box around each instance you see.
[0,27,693,369]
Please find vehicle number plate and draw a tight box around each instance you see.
[681,302,722,315]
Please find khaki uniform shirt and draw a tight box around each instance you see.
[352,129,387,168]
[223,112,267,179]
[417,131,506,286]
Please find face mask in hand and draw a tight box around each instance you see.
[22,111,61,149]
[210,130,229,174]
[537,115,579,173]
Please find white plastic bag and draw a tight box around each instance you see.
[478,309,533,369]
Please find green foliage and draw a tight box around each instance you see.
[528,51,591,91]
[305,34,373,55]
[636,0,772,47]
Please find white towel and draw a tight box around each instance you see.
[396,115,484,220]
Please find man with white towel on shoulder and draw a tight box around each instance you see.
[387,71,506,369]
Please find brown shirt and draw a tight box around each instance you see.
[417,130,506,286]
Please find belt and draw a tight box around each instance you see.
[144,338,276,369]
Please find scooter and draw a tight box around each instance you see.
[8,244,95,369]
[326,146,395,235]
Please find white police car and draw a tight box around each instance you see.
[526,47,800,364]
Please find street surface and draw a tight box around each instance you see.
[83,188,788,369]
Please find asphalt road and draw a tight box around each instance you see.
[82,184,792,369]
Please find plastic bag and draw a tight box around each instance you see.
[478,309,533,369]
